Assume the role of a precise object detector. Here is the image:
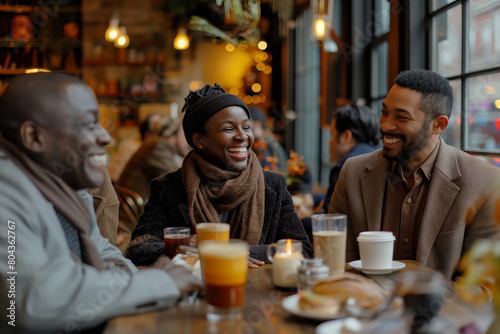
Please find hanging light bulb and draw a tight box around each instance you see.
[105,16,120,42]
[114,27,130,48]
[314,15,326,40]
[311,0,334,41]
[173,27,189,50]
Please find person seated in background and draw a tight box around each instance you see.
[250,106,312,194]
[249,106,288,172]
[301,104,380,242]
[107,113,165,182]
[116,114,191,201]
[87,168,120,245]
[330,69,500,279]
[126,83,313,265]
[0,73,202,333]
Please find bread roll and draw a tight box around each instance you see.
[298,272,396,314]
[312,272,385,311]
[298,291,341,315]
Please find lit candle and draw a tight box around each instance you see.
[272,239,304,288]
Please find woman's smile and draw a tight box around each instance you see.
[194,106,254,171]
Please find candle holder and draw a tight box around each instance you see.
[267,239,303,290]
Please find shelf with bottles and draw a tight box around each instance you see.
[85,73,167,102]
[0,4,32,13]
[0,0,81,76]
[0,47,81,74]
[0,4,80,13]
[0,68,80,76]
[0,39,81,48]
[93,91,164,99]
[81,59,163,67]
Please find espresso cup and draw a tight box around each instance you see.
[357,231,395,269]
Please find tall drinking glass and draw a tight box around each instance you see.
[198,239,249,321]
[312,214,347,274]
[196,223,230,245]
[163,227,190,259]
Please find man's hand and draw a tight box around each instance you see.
[152,256,203,296]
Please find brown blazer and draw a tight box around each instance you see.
[330,138,500,279]
[87,169,119,245]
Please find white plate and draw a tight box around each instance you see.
[348,260,406,274]
[316,317,363,334]
[281,294,348,321]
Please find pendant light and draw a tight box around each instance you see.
[105,15,120,42]
[173,27,189,50]
[114,27,130,48]
[311,0,334,41]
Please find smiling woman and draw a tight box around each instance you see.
[126,83,313,265]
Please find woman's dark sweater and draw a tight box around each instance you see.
[126,169,314,265]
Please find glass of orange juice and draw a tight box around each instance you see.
[198,239,248,321]
[196,223,230,245]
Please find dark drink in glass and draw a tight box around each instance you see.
[398,270,445,333]
[163,227,190,259]
[164,235,190,258]
[403,290,444,326]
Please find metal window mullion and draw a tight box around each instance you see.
[461,0,468,150]
[430,0,462,16]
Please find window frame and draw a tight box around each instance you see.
[428,0,500,157]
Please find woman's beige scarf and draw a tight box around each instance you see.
[182,150,265,245]
[0,137,105,270]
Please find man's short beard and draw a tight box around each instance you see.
[382,117,432,164]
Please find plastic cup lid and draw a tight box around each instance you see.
[357,231,395,242]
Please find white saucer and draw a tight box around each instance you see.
[281,294,347,321]
[316,317,362,334]
[348,260,405,274]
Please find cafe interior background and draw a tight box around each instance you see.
[0,0,499,188]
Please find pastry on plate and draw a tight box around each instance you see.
[298,272,400,314]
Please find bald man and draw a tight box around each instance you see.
[0,73,202,333]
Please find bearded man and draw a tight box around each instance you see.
[330,69,500,279]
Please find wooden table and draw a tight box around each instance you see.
[103,260,493,334]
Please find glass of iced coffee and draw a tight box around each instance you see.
[198,239,248,321]
[311,214,347,274]
[196,222,230,245]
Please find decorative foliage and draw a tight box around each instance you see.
[189,0,261,45]
[189,16,239,45]
[263,149,306,186]
[456,197,500,310]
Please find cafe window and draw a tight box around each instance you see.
[294,8,322,184]
[370,0,390,115]
[429,0,500,161]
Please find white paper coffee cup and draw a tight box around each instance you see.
[357,231,395,269]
